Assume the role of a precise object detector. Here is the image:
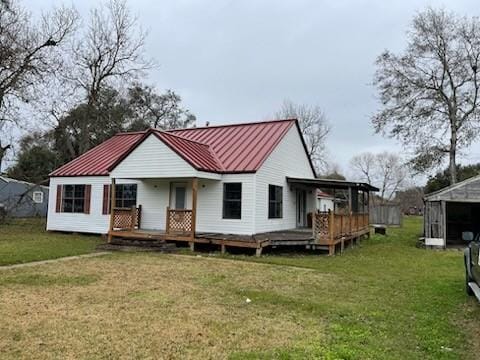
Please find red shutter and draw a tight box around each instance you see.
[102,184,111,215]
[84,185,91,214]
[55,185,62,213]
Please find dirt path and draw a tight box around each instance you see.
[0,252,111,270]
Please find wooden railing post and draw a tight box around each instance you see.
[165,206,170,234]
[137,205,142,229]
[107,178,116,243]
[191,177,198,240]
[340,213,343,236]
[329,210,334,243]
[349,211,352,235]
[312,210,316,239]
[130,206,136,230]
[329,210,335,255]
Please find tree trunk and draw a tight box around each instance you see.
[0,143,11,173]
[449,129,457,184]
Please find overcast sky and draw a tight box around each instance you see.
[25,0,480,180]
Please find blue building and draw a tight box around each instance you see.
[0,176,49,217]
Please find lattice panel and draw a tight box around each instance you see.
[113,209,134,230]
[112,207,141,230]
[314,212,329,241]
[168,210,193,234]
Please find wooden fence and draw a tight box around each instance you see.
[369,204,402,226]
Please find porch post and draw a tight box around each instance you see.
[191,177,198,241]
[348,186,352,235]
[107,178,116,243]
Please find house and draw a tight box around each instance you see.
[0,176,49,217]
[316,190,334,212]
[47,119,377,255]
[424,175,480,247]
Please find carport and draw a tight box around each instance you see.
[424,175,480,247]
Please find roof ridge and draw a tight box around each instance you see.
[167,118,297,132]
[113,130,150,136]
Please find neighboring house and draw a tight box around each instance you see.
[424,175,480,247]
[0,176,49,217]
[316,190,334,212]
[47,119,376,255]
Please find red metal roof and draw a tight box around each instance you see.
[50,132,145,176]
[50,119,314,176]
[153,131,222,172]
[167,119,296,172]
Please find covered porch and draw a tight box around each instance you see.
[287,177,378,255]
[108,177,200,243]
[107,176,377,256]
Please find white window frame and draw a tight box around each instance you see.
[32,191,44,204]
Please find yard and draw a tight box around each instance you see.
[0,218,101,265]
[0,217,479,359]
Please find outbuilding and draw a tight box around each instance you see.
[0,176,49,217]
[424,175,480,247]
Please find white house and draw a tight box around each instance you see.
[317,190,334,212]
[47,119,376,255]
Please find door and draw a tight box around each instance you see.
[171,183,186,209]
[296,189,307,228]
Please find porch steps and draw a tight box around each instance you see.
[97,238,178,253]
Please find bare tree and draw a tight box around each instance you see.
[373,8,480,184]
[127,83,196,130]
[66,0,154,155]
[350,152,407,203]
[275,100,330,173]
[0,1,77,168]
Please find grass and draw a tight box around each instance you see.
[0,216,479,359]
[0,218,102,265]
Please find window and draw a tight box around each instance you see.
[223,183,242,219]
[62,185,85,213]
[115,184,137,208]
[268,185,283,219]
[32,191,44,204]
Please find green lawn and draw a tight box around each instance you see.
[0,217,479,359]
[222,216,480,359]
[0,218,102,266]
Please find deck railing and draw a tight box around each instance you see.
[313,210,369,244]
[112,205,142,230]
[166,207,193,237]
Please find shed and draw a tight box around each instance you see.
[424,175,480,247]
[0,176,49,217]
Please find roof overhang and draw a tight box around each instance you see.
[287,177,379,192]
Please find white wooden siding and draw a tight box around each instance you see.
[48,176,255,235]
[110,134,220,180]
[196,175,255,235]
[47,176,135,234]
[254,126,315,233]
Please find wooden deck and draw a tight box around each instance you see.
[109,225,370,256]
[108,203,371,256]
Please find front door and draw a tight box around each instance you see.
[296,189,307,228]
[171,183,186,209]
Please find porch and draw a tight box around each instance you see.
[108,209,370,255]
[107,174,374,255]
[107,177,200,243]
